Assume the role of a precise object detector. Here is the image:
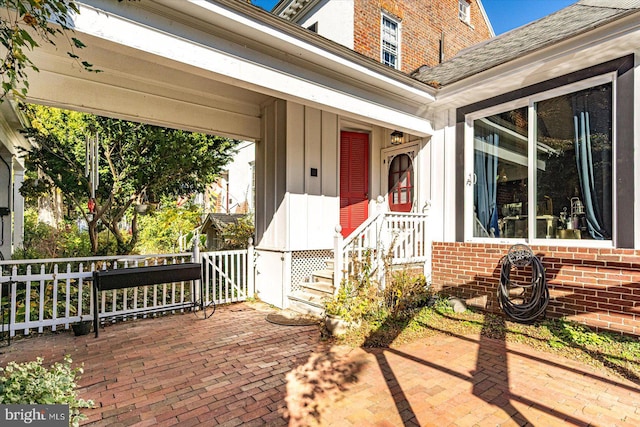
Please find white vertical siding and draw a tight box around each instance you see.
[443,109,458,242]
[370,126,383,203]
[427,109,456,243]
[256,99,288,249]
[321,111,339,198]
[287,102,340,250]
[305,107,322,195]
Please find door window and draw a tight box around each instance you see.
[388,153,414,212]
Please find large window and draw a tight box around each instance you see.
[468,78,613,243]
[381,14,399,69]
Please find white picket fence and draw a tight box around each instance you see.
[0,249,253,338]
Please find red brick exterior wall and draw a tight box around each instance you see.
[353,0,492,74]
[431,242,640,336]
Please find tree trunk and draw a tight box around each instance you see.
[88,221,99,254]
[106,219,138,255]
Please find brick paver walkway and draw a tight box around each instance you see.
[1,302,638,426]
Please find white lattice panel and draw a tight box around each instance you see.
[290,250,332,292]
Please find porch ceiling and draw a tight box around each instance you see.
[15,0,436,140]
[23,30,271,141]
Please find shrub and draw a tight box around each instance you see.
[382,270,430,314]
[136,204,203,254]
[220,215,255,250]
[324,278,378,323]
[13,209,93,260]
[325,269,430,326]
[0,355,94,427]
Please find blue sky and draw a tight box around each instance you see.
[250,0,577,35]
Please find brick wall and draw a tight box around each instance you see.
[431,242,640,336]
[353,0,492,74]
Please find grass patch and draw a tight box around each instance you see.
[331,303,640,383]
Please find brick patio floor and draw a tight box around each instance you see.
[1,301,638,426]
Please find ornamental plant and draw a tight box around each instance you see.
[0,355,94,427]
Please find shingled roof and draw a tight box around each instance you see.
[412,0,640,87]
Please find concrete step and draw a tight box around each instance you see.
[311,269,334,284]
[300,281,334,297]
[288,291,327,317]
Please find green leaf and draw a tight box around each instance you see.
[71,37,86,49]
[19,30,37,49]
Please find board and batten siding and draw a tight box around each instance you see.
[255,98,287,250]
[287,102,340,251]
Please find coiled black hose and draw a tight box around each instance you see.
[498,245,549,323]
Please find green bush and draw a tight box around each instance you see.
[136,204,203,254]
[0,355,94,427]
[13,209,93,260]
[383,271,430,314]
[220,215,255,250]
[325,264,429,324]
[324,278,378,323]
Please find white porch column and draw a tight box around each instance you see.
[12,162,25,253]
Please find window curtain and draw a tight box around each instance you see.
[573,99,608,240]
[474,132,499,237]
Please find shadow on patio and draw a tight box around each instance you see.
[0,299,638,426]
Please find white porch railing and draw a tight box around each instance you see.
[333,212,429,291]
[0,247,253,338]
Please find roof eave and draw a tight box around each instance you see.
[432,11,640,108]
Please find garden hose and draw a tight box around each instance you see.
[498,244,549,323]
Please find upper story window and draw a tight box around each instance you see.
[459,0,470,24]
[466,75,614,245]
[381,14,400,69]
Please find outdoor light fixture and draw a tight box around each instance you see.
[390,130,404,145]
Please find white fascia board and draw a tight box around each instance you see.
[476,0,495,38]
[74,2,433,135]
[434,14,640,109]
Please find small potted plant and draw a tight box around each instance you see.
[71,315,92,336]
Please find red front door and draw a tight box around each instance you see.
[340,131,369,238]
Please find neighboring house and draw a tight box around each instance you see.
[272,0,494,73]
[201,213,245,250]
[1,0,639,335]
[204,141,255,215]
